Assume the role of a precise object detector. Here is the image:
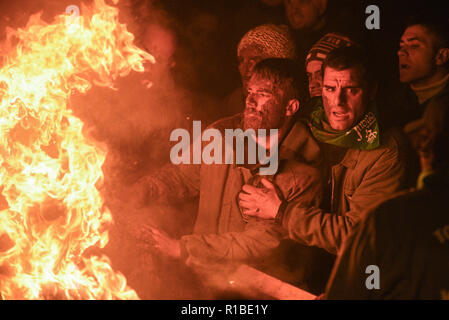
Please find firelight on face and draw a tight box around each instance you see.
[244,74,286,131]
[306,59,323,98]
[284,0,325,30]
[322,67,368,131]
[398,25,438,86]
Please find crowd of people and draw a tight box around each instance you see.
[110,0,449,299]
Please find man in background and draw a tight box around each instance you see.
[387,14,449,129]
[222,24,298,118]
[282,0,361,66]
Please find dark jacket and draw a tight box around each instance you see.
[325,171,449,299]
[382,77,449,130]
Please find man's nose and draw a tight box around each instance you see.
[246,93,256,108]
[336,88,347,106]
[398,46,408,57]
[310,78,321,89]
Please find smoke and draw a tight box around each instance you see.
[69,0,235,299]
[68,1,215,299]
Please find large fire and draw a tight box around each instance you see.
[0,0,154,299]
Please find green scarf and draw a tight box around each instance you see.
[309,99,380,150]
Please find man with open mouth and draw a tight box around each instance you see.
[389,13,449,130]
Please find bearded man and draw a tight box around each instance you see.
[126,59,323,274]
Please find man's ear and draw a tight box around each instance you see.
[436,48,449,66]
[286,99,300,116]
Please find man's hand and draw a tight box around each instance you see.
[238,178,282,220]
[138,225,181,259]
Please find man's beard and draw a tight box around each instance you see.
[243,109,275,131]
[243,112,264,130]
[243,112,285,132]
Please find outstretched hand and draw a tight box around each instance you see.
[137,225,181,259]
[238,178,282,220]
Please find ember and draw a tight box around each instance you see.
[0,0,154,299]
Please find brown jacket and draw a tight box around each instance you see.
[142,114,322,262]
[280,128,408,255]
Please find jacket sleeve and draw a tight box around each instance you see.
[137,115,243,205]
[282,138,406,255]
[135,162,201,206]
[179,163,323,263]
[179,220,286,263]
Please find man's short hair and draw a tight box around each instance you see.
[406,13,449,51]
[321,46,376,86]
[251,58,303,101]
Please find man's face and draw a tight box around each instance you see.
[284,0,324,30]
[243,74,286,130]
[398,25,438,85]
[306,59,323,97]
[322,66,369,131]
[238,45,265,91]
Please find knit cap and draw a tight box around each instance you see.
[237,24,296,60]
[305,33,354,66]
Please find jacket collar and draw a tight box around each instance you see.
[231,119,316,174]
[339,148,360,169]
[279,120,321,164]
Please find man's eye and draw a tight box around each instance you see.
[324,87,335,92]
[347,88,360,95]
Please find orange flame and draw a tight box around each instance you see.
[0,0,154,299]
